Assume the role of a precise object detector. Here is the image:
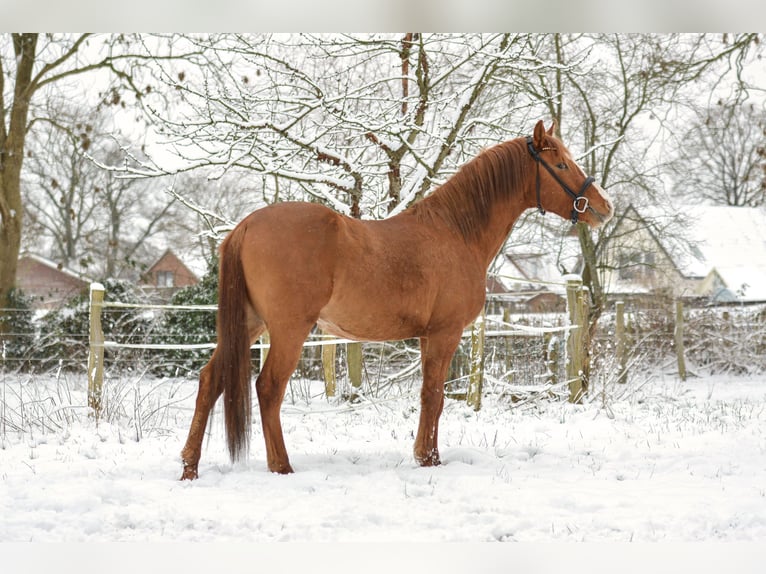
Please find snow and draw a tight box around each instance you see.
[675,205,766,301]
[2,369,766,552]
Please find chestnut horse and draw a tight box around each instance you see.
[180,120,614,479]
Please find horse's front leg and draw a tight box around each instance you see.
[414,331,463,467]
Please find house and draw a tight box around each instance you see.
[140,249,199,297]
[486,235,580,314]
[486,203,766,311]
[15,254,91,309]
[14,249,201,309]
[603,204,766,304]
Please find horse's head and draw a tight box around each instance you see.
[527,120,614,227]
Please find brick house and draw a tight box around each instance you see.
[15,254,91,309]
[141,249,199,295]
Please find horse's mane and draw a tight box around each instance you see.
[410,138,530,241]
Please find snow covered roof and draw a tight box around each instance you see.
[679,206,766,302]
[619,204,766,302]
[489,234,582,294]
[678,206,764,275]
[19,253,93,284]
[491,205,766,303]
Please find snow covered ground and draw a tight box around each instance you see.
[2,368,766,564]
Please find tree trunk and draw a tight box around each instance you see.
[0,34,37,320]
[576,222,606,381]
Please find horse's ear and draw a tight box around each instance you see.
[546,120,556,137]
[533,120,546,150]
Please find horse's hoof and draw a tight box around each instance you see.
[269,462,294,475]
[180,464,199,481]
[414,451,441,467]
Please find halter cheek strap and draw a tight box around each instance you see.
[526,136,595,224]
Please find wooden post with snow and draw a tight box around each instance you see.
[544,331,559,386]
[87,282,105,418]
[675,299,687,381]
[565,275,588,404]
[347,342,363,392]
[466,308,486,411]
[322,335,337,397]
[615,301,628,385]
[260,331,270,372]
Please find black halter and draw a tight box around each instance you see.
[526,136,596,224]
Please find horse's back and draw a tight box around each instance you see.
[231,201,486,340]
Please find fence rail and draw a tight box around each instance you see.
[85,278,590,418]
[10,278,763,420]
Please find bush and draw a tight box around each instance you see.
[152,260,218,377]
[0,288,37,371]
[35,278,152,371]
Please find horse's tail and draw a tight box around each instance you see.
[212,222,252,462]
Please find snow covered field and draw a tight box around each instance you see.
[2,368,766,567]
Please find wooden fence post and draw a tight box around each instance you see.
[675,299,687,381]
[565,275,588,404]
[466,309,486,411]
[544,331,559,386]
[615,301,628,384]
[260,331,270,371]
[503,306,513,376]
[87,282,105,418]
[347,341,363,393]
[322,335,337,397]
[577,284,591,397]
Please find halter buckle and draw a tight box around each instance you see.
[573,196,589,214]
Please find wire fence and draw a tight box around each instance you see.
[1,275,585,413]
[89,292,578,406]
[597,300,766,376]
[6,280,763,416]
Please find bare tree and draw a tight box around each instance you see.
[136,33,547,221]
[23,102,179,279]
[23,112,102,269]
[671,100,766,207]
[1,33,202,323]
[162,170,267,265]
[518,34,762,324]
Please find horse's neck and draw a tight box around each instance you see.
[471,199,527,269]
[406,139,534,268]
[409,189,528,270]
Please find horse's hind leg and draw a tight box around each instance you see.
[256,322,314,474]
[180,315,264,480]
[180,357,222,480]
[414,330,463,467]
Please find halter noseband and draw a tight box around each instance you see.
[526,136,596,225]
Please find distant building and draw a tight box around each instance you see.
[486,234,580,314]
[140,249,199,300]
[604,205,766,304]
[14,249,201,309]
[487,204,766,312]
[15,254,91,309]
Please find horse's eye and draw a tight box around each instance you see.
[556,162,568,170]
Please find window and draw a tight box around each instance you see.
[618,251,656,281]
[157,270,175,287]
